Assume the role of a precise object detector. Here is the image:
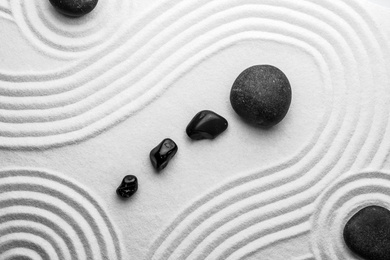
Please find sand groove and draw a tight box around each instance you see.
[311,171,390,260]
[0,0,382,149]
[0,0,390,259]
[146,0,390,259]
[9,0,131,59]
[0,0,11,21]
[0,168,125,260]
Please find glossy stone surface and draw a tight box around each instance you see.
[230,65,292,127]
[49,0,98,17]
[343,206,390,260]
[150,138,178,171]
[116,175,138,198]
[186,110,228,140]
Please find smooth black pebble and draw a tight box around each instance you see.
[230,65,292,127]
[49,0,98,17]
[150,138,178,171]
[343,205,390,260]
[186,110,228,140]
[116,175,138,199]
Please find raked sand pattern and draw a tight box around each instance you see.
[311,170,390,260]
[0,0,10,21]
[6,0,132,59]
[0,0,390,259]
[0,0,386,150]
[145,1,390,260]
[0,168,125,259]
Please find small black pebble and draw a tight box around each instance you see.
[230,65,292,127]
[49,0,98,17]
[116,175,138,198]
[343,205,390,260]
[150,138,178,171]
[186,110,228,140]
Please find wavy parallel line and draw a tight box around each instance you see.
[149,1,354,258]
[0,2,335,104]
[162,27,384,259]
[0,168,125,260]
[0,0,384,260]
[0,0,11,21]
[225,221,311,260]
[0,0,334,100]
[22,2,98,51]
[0,17,336,126]
[0,0,328,93]
[0,199,97,258]
[0,1,350,145]
[151,60,336,258]
[0,5,338,110]
[35,1,105,40]
[0,0,206,84]
[0,222,71,259]
[0,0,378,151]
[200,164,363,260]
[0,233,57,259]
[0,0,10,14]
[0,10,339,114]
[0,0,184,84]
[187,192,314,259]
[355,2,390,169]
[190,205,312,260]
[311,171,390,260]
[1,211,85,259]
[9,0,131,59]
[30,0,124,50]
[322,0,390,171]
[149,0,390,258]
[145,36,332,253]
[0,29,336,147]
[1,248,42,260]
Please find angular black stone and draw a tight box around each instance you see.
[186,110,228,140]
[150,138,178,171]
[49,0,98,17]
[116,175,138,198]
[230,65,292,127]
[343,205,390,260]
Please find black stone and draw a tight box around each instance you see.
[49,0,98,17]
[150,138,178,171]
[230,65,292,127]
[343,205,390,260]
[116,175,138,198]
[186,110,228,140]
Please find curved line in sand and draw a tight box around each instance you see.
[0,168,125,260]
[147,0,390,259]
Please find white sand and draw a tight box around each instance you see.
[0,0,390,259]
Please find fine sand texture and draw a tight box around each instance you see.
[0,0,390,259]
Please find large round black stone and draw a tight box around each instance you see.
[230,65,292,127]
[49,0,98,17]
[343,205,390,260]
